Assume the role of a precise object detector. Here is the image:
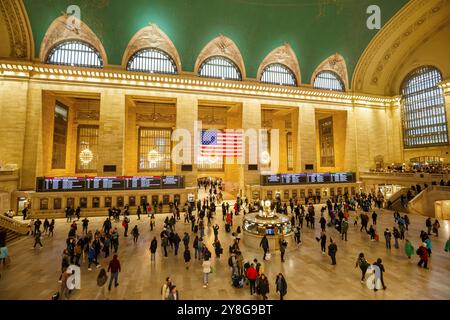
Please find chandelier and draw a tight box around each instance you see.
[79,146,94,165]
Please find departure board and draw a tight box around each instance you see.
[126,176,161,189]
[36,177,86,192]
[162,176,184,189]
[261,172,355,186]
[86,177,126,190]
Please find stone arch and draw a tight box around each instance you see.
[194,34,246,79]
[311,53,349,90]
[39,15,108,65]
[0,0,34,59]
[257,44,301,85]
[121,23,182,72]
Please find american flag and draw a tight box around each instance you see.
[200,130,243,157]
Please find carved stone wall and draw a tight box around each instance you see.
[122,23,182,72]
[39,15,107,65]
[311,53,349,90]
[194,34,246,79]
[0,0,33,59]
[256,44,301,85]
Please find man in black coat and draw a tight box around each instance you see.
[260,235,269,260]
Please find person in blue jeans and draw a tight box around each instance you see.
[384,229,392,249]
[108,254,121,291]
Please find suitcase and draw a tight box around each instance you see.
[374,234,380,241]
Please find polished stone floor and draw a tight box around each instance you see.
[0,195,449,300]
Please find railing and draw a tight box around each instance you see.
[0,215,28,235]
[408,186,450,217]
[360,171,449,181]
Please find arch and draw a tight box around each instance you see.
[46,40,103,68]
[122,23,181,72]
[353,0,450,95]
[0,0,34,59]
[311,53,348,90]
[39,15,108,65]
[198,56,242,81]
[126,48,177,74]
[257,44,301,85]
[313,70,345,91]
[194,34,246,79]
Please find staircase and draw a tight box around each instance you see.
[0,215,28,246]
[386,187,410,213]
[408,186,450,218]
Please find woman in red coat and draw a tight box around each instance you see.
[417,243,429,269]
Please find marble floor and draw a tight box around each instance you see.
[0,197,449,300]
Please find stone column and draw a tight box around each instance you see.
[296,104,317,171]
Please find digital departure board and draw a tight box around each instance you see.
[36,176,185,192]
[261,172,355,186]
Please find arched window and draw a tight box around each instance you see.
[198,56,242,81]
[313,70,345,91]
[401,66,448,148]
[127,48,177,74]
[261,63,297,86]
[46,40,103,68]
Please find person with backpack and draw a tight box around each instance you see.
[279,237,288,262]
[404,239,414,259]
[328,238,338,265]
[260,235,269,261]
[275,273,287,300]
[355,252,370,282]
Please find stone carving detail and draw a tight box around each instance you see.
[0,0,32,59]
[122,23,182,71]
[257,44,301,84]
[194,34,246,79]
[353,0,449,92]
[39,15,107,64]
[75,111,100,121]
[311,53,349,90]
[136,113,176,123]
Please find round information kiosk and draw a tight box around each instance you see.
[242,200,294,252]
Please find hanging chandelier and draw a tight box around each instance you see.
[79,146,94,165]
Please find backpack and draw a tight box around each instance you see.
[228,256,233,267]
[416,248,421,256]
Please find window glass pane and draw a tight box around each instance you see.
[46,40,103,68]
[261,63,296,86]
[139,128,172,171]
[401,66,448,148]
[127,48,177,74]
[77,125,99,172]
[52,102,68,169]
[313,71,344,91]
[286,132,294,170]
[199,56,241,81]
[319,117,335,167]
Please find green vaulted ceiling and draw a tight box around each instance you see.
[22,0,409,83]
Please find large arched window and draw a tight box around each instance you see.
[198,56,242,81]
[401,66,448,148]
[313,70,345,91]
[261,63,297,86]
[127,48,177,74]
[46,40,103,68]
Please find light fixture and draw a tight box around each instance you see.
[79,146,94,165]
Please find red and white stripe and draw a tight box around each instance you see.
[201,131,243,157]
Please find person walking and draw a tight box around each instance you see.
[202,257,212,288]
[161,234,169,258]
[259,235,269,261]
[426,217,432,235]
[150,237,157,262]
[132,225,139,244]
[317,231,327,254]
[341,218,349,241]
[432,220,440,237]
[32,229,43,248]
[213,239,222,259]
[319,216,326,232]
[275,273,287,300]
[372,211,378,225]
[82,217,89,235]
[173,232,181,256]
[122,217,129,237]
[48,219,55,237]
[328,238,338,265]
[393,227,400,249]
[279,237,288,262]
[258,274,270,300]
[107,254,121,291]
[384,228,392,249]
[183,247,191,269]
[294,226,301,245]
[161,277,172,300]
[136,206,141,220]
[355,253,370,282]
[246,263,258,295]
[373,258,387,291]
[404,239,414,259]
[182,232,190,251]
[167,285,179,300]
[87,244,100,271]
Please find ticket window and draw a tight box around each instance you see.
[104,197,112,208]
[80,198,87,209]
[129,196,136,207]
[117,196,124,208]
[330,189,335,197]
[151,195,159,205]
[292,190,297,200]
[300,190,305,199]
[351,187,356,196]
[337,188,342,196]
[283,190,290,200]
[67,198,75,208]
[323,189,328,197]
[92,197,100,208]
[141,196,148,206]
[54,198,62,210]
[308,189,313,197]
[275,192,281,202]
[315,189,320,196]
[267,191,273,200]
[40,198,49,210]
[163,195,170,205]
[174,194,181,204]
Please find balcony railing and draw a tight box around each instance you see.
[0,215,28,235]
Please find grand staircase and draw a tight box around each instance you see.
[0,215,28,246]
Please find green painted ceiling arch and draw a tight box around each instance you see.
[23,0,408,85]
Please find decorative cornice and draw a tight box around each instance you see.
[256,44,301,84]
[311,53,349,91]
[121,23,182,72]
[194,34,246,79]
[39,15,108,65]
[0,61,396,108]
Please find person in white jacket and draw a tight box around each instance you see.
[202,257,212,288]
